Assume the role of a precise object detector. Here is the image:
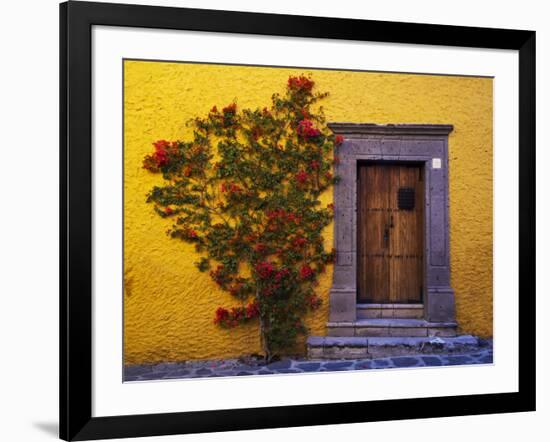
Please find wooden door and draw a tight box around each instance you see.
[357,164,424,303]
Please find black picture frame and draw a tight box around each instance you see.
[60,1,536,440]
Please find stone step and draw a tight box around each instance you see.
[357,303,424,319]
[307,335,480,360]
[326,318,457,337]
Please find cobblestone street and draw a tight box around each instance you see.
[124,347,493,382]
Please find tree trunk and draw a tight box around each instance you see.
[257,288,272,362]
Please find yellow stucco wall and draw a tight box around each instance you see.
[124,60,493,365]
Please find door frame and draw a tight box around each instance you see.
[356,161,425,305]
[327,123,456,323]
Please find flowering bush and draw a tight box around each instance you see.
[143,75,339,360]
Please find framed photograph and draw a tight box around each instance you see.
[60,1,536,440]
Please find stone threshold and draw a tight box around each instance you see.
[307,335,479,360]
[327,318,457,337]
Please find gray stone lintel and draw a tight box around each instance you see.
[327,122,456,326]
[328,123,454,137]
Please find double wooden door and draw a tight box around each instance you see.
[357,163,424,304]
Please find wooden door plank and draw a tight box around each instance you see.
[388,165,402,303]
[389,165,423,303]
[358,164,390,303]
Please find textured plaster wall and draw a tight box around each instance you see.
[124,60,493,365]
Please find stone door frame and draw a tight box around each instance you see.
[327,123,456,324]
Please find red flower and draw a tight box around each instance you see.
[255,261,274,279]
[230,183,242,193]
[289,213,302,225]
[144,140,172,168]
[230,307,243,320]
[164,207,173,215]
[292,236,307,248]
[245,302,260,319]
[297,119,321,139]
[335,135,344,146]
[187,229,198,239]
[263,281,281,297]
[222,103,237,114]
[333,155,340,165]
[266,209,301,226]
[221,182,242,193]
[153,140,170,150]
[295,170,309,184]
[307,294,322,309]
[299,264,315,280]
[254,243,268,254]
[287,75,314,92]
[274,268,290,282]
[214,307,229,324]
[252,126,262,140]
[310,160,320,170]
[154,151,168,166]
[325,171,333,180]
[267,209,286,220]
